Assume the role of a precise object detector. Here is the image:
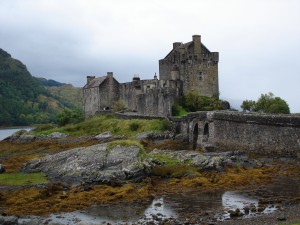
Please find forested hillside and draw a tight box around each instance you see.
[0,48,81,126]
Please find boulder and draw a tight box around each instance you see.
[0,164,5,173]
[5,130,35,144]
[22,143,152,185]
[94,131,112,140]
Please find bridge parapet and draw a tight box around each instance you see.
[170,111,300,157]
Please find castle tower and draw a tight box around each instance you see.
[159,35,219,97]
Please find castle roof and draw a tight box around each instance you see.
[84,76,107,88]
[164,41,211,59]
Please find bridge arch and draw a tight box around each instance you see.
[193,123,199,150]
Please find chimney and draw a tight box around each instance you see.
[107,72,113,78]
[87,76,95,85]
[192,35,201,54]
[173,42,181,49]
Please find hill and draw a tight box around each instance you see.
[46,84,82,109]
[0,48,81,126]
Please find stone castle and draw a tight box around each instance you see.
[83,35,219,118]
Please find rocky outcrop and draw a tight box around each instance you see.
[136,131,175,140]
[22,143,151,185]
[0,215,18,225]
[149,150,253,171]
[5,130,70,143]
[4,130,36,144]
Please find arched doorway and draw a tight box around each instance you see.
[203,123,209,142]
[193,123,199,150]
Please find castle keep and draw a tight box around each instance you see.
[83,35,219,118]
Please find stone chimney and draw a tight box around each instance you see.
[193,35,201,54]
[107,72,113,78]
[87,76,95,85]
[173,42,181,49]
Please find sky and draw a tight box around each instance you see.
[0,0,299,112]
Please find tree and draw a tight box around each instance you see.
[241,92,290,114]
[241,100,256,112]
[57,109,83,126]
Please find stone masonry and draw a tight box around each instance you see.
[83,35,219,118]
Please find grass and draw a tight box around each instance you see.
[108,139,146,157]
[34,114,171,137]
[0,172,47,186]
[149,153,197,178]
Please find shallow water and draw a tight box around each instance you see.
[20,173,298,225]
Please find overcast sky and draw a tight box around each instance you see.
[0,0,299,112]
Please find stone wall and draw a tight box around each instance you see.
[211,112,300,157]
[137,88,177,117]
[174,111,300,157]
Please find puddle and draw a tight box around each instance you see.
[219,191,277,220]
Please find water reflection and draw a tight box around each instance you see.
[222,191,257,210]
[144,197,176,220]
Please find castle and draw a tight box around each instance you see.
[83,35,219,118]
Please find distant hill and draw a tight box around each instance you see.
[0,48,81,126]
[37,77,65,87]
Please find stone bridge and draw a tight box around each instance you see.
[170,111,300,158]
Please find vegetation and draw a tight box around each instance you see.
[112,100,126,112]
[35,114,171,136]
[46,84,83,109]
[108,139,145,156]
[241,92,290,114]
[172,91,224,117]
[2,163,296,216]
[0,48,81,126]
[0,173,47,186]
[57,109,83,126]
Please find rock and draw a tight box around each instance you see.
[0,164,5,173]
[22,218,43,225]
[136,131,174,140]
[0,215,18,225]
[6,130,36,144]
[277,212,286,221]
[94,131,112,140]
[36,132,68,141]
[46,132,68,139]
[22,143,152,185]
[228,208,244,217]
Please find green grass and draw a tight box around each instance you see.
[35,114,171,137]
[0,172,48,186]
[108,139,146,157]
[150,153,180,166]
